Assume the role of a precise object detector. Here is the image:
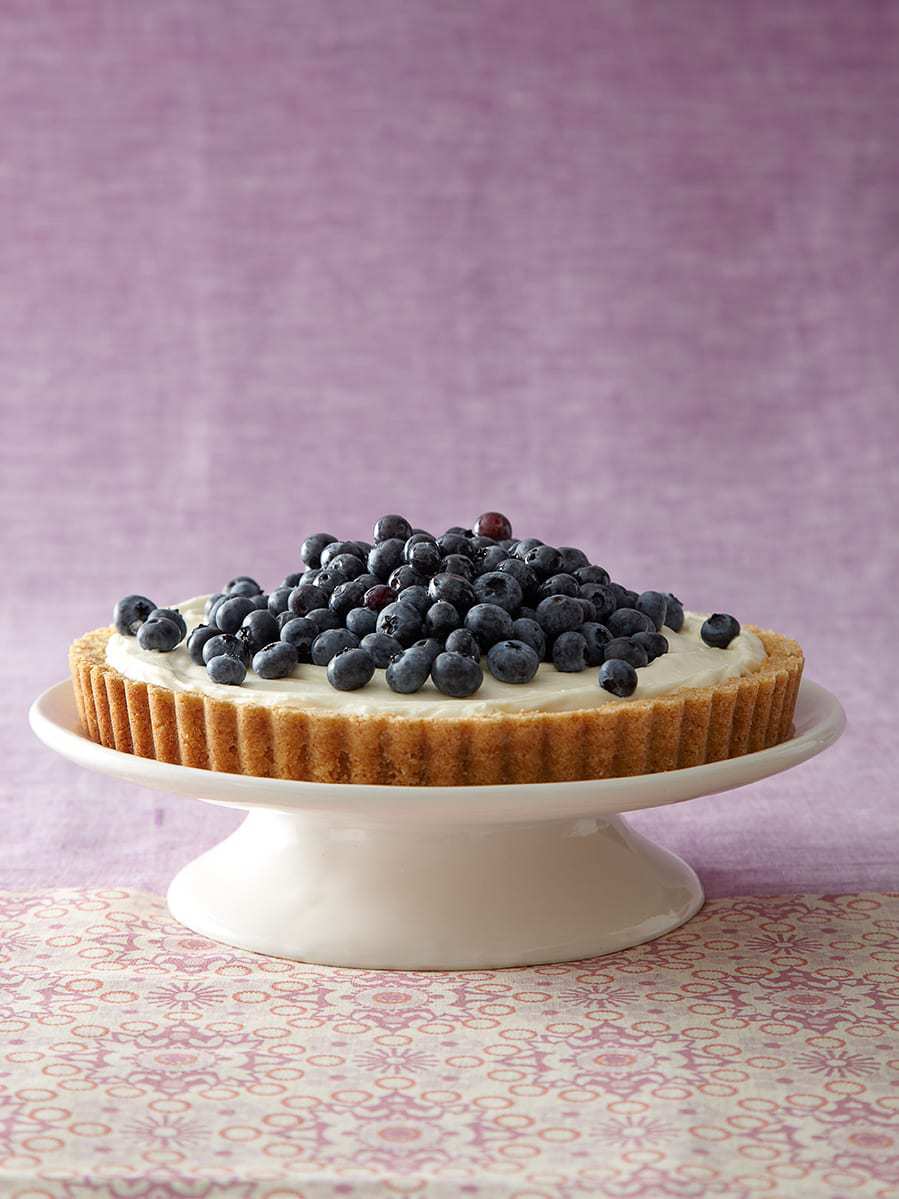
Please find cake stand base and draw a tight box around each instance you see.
[167,807,703,969]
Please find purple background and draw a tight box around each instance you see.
[3,1,897,896]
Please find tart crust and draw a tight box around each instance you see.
[68,626,804,785]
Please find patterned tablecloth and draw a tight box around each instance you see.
[1,890,898,1199]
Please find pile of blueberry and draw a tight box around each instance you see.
[112,513,741,699]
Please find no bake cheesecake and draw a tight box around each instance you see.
[69,512,804,785]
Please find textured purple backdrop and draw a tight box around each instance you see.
[3,1,897,895]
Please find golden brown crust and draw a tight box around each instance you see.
[69,626,804,785]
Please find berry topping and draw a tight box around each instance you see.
[552,630,588,673]
[395,584,432,614]
[701,613,741,648]
[361,631,404,667]
[511,617,546,659]
[374,514,412,543]
[487,639,540,684]
[473,512,512,541]
[113,595,156,636]
[632,631,669,662]
[187,624,222,665]
[598,658,638,697]
[429,573,476,612]
[410,637,443,666]
[578,622,612,666]
[305,608,342,633]
[367,538,406,581]
[148,607,187,640]
[225,576,262,597]
[387,564,427,593]
[252,641,299,679]
[473,571,523,613]
[635,591,669,632]
[524,544,563,578]
[137,616,182,652]
[327,647,376,691]
[345,606,378,638]
[431,651,484,698]
[405,539,442,577]
[206,654,247,686]
[665,594,685,632]
[288,584,328,616]
[267,587,293,616]
[536,573,580,600]
[282,571,305,588]
[363,583,397,612]
[236,610,280,656]
[320,540,364,568]
[376,601,423,647]
[300,534,336,568]
[386,645,433,693]
[558,547,589,574]
[426,600,461,639]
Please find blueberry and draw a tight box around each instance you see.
[327,647,375,691]
[113,594,156,636]
[487,639,540,684]
[513,537,544,560]
[473,512,512,541]
[204,593,224,618]
[536,573,580,600]
[252,641,299,679]
[665,594,685,632]
[426,600,461,639]
[248,594,270,611]
[440,553,474,579]
[428,573,476,612]
[280,617,318,662]
[282,571,305,588]
[558,547,589,575]
[374,514,412,543]
[473,545,508,575]
[498,538,519,552]
[601,637,648,669]
[511,617,546,659]
[212,596,255,634]
[136,616,182,652]
[187,624,222,665]
[579,622,612,667]
[388,564,428,593]
[329,579,367,619]
[636,591,668,632]
[701,613,741,648]
[352,541,373,559]
[396,584,432,615]
[267,587,293,616]
[386,646,433,693]
[580,583,617,623]
[202,632,251,666]
[444,628,481,661]
[536,595,584,637]
[552,630,588,673]
[524,544,563,578]
[574,597,596,624]
[598,659,638,697]
[443,525,472,537]
[227,578,262,599]
[148,607,186,640]
[496,557,537,590]
[518,605,539,624]
[606,582,630,608]
[354,573,381,594]
[576,565,611,587]
[321,540,365,568]
[621,588,640,608]
[239,609,280,655]
[436,532,473,559]
[206,654,247,686]
[367,538,406,581]
[473,571,523,613]
[361,631,404,668]
[306,607,342,633]
[376,601,423,647]
[300,534,337,568]
[310,628,360,666]
[288,584,328,616]
[431,651,484,697]
[469,535,498,551]
[607,608,656,638]
[405,539,442,577]
[410,637,442,665]
[404,532,437,554]
[226,575,262,596]
[464,603,514,648]
[632,631,669,662]
[277,610,297,631]
[325,553,365,583]
[364,583,397,612]
[207,595,229,627]
[345,606,378,638]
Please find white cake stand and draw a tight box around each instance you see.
[30,679,844,970]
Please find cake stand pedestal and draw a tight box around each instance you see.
[30,680,844,970]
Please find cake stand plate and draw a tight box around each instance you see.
[30,680,844,970]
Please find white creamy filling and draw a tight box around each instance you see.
[105,596,766,719]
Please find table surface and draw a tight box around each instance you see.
[2,887,897,1198]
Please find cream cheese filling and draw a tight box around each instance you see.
[104,596,766,718]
